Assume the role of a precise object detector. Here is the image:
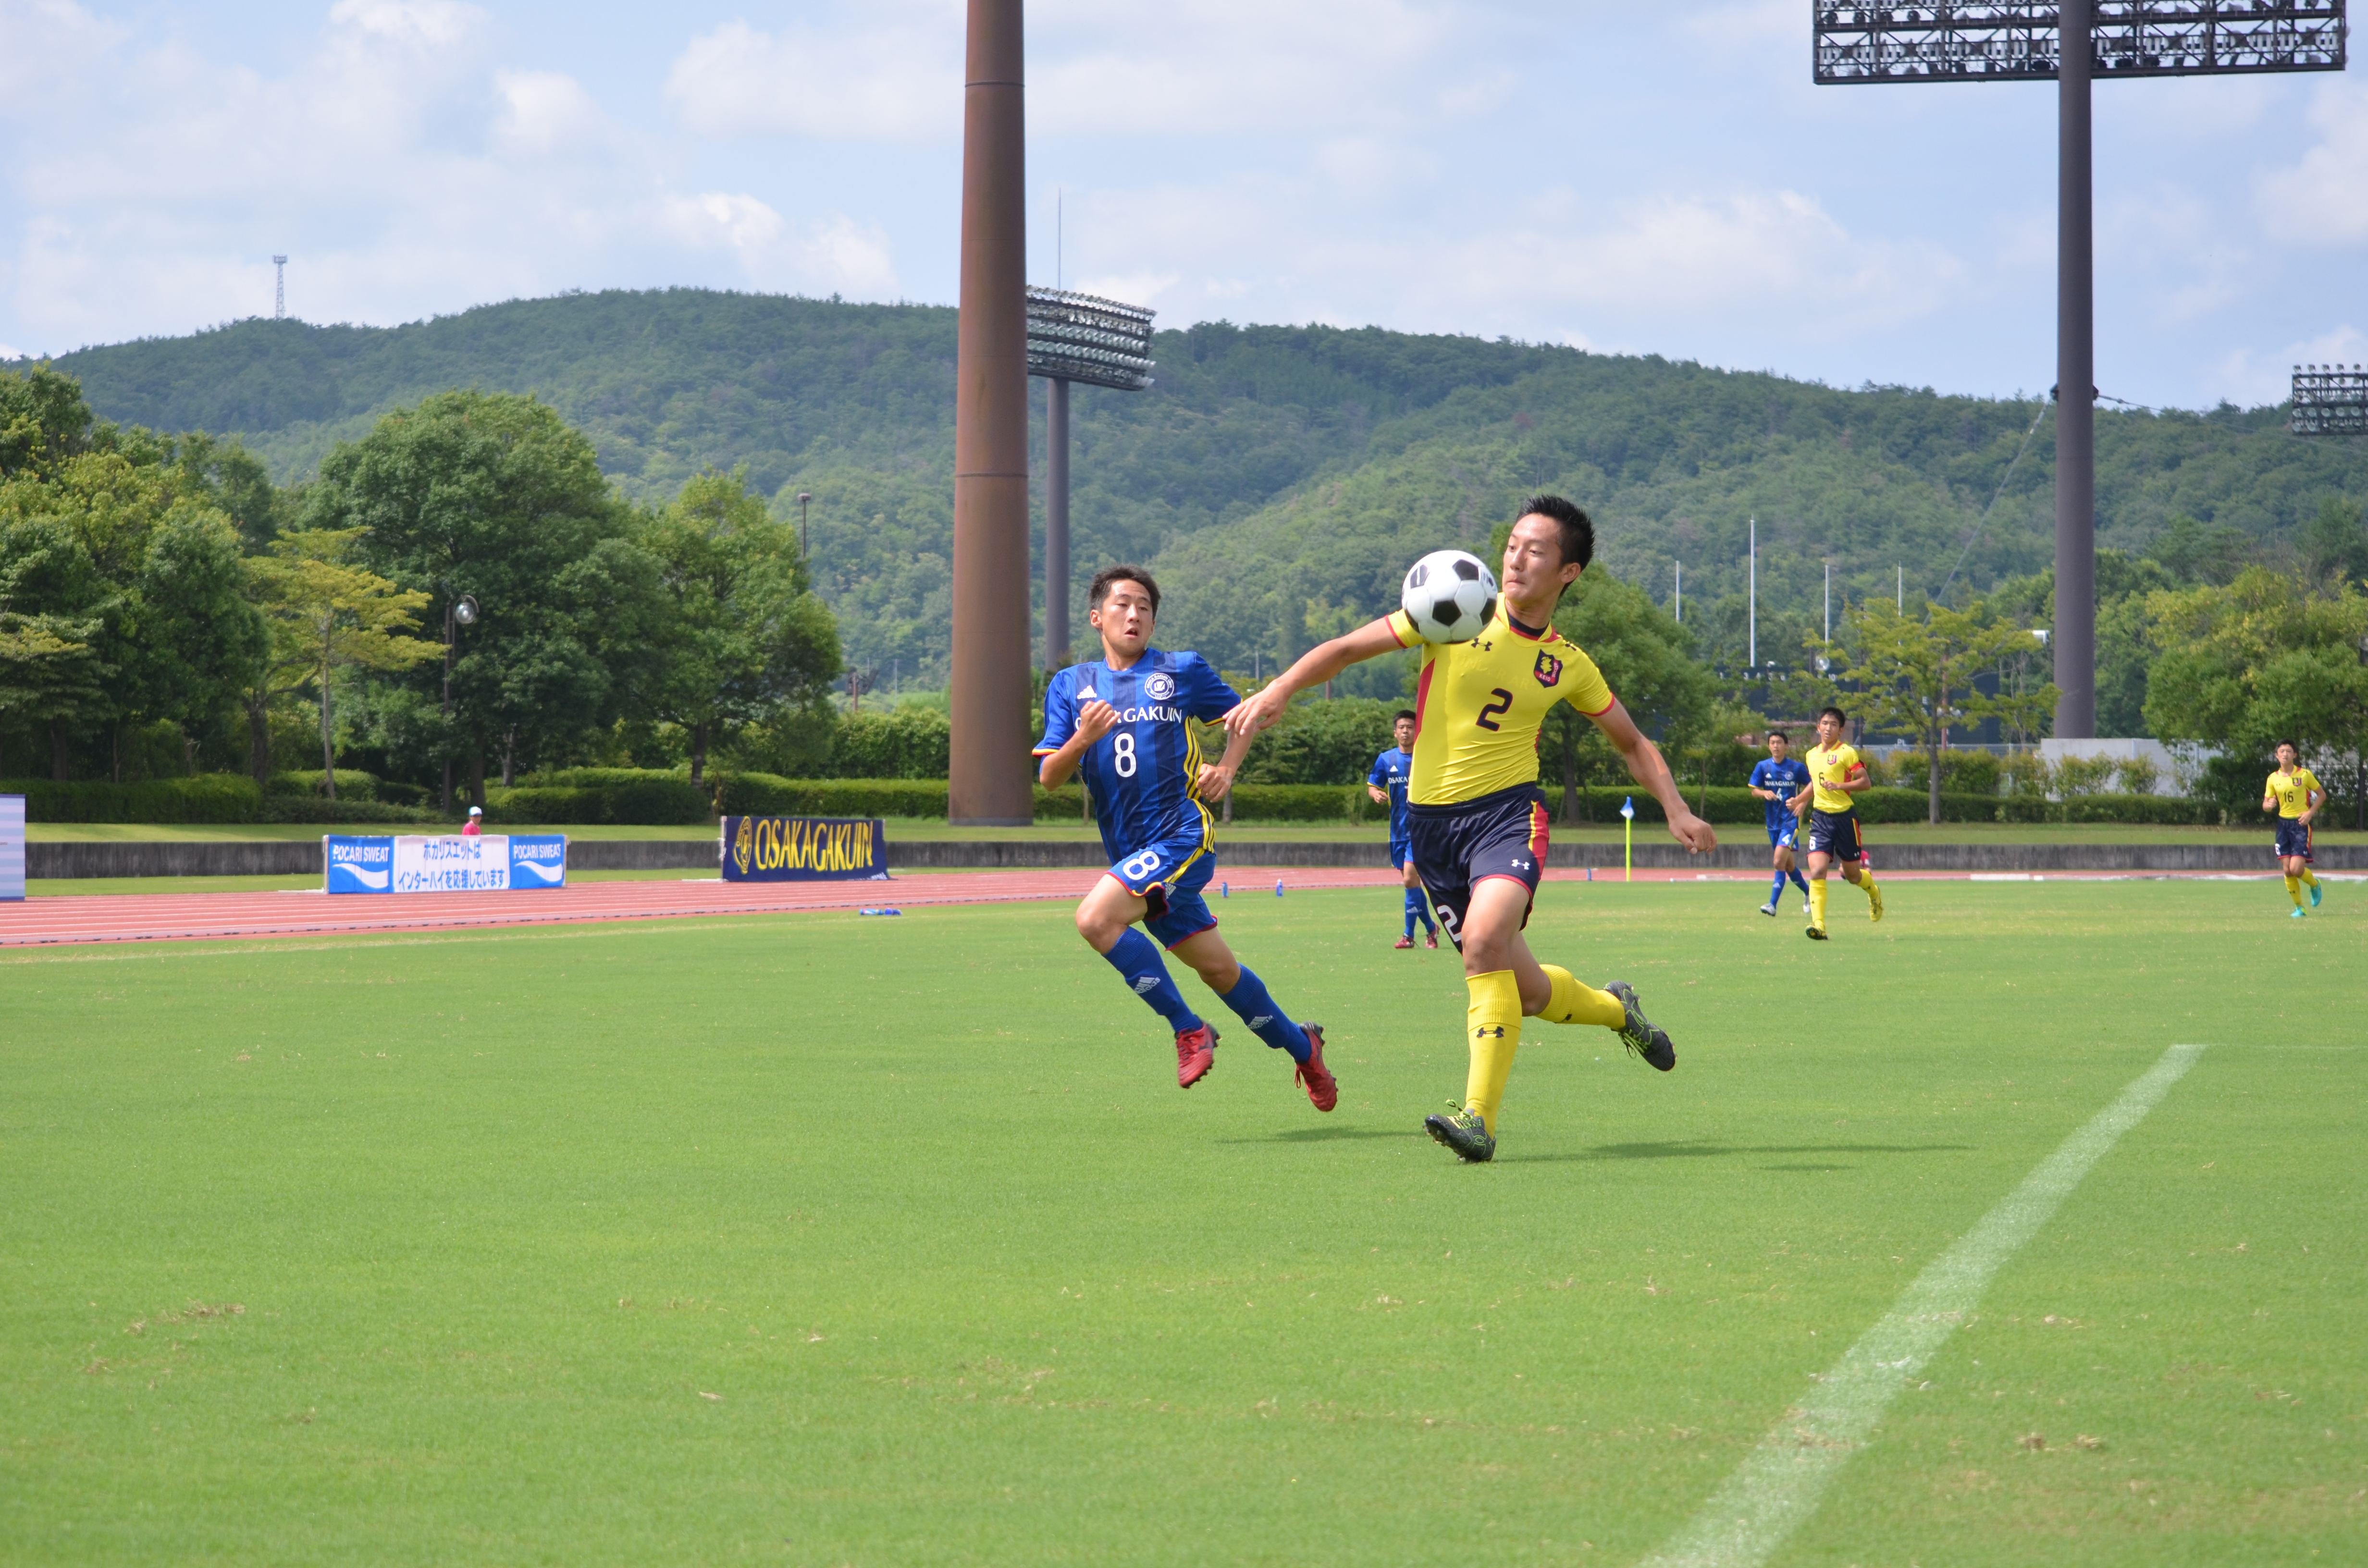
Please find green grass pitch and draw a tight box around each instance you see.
[2,879,2361,1565]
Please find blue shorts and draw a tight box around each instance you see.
[1807,808,1862,862]
[1766,816,1800,850]
[1406,784,1550,953]
[1107,833,1218,948]
[2274,819,2314,862]
[1390,837,1414,871]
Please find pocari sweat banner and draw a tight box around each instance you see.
[722,816,888,882]
[0,794,24,903]
[325,834,568,894]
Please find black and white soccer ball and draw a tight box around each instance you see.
[1400,550,1499,644]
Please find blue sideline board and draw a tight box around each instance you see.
[325,834,567,894]
[0,794,22,902]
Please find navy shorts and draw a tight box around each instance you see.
[2274,819,2314,862]
[1807,808,1862,862]
[1766,815,1800,850]
[1406,784,1550,952]
[1107,833,1218,948]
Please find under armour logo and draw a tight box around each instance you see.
[1131,976,1160,995]
[1474,1025,1505,1039]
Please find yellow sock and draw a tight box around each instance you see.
[2285,874,2304,906]
[1463,969,1523,1136]
[1856,867,1878,896]
[1809,879,1828,929]
[1537,965,1625,1028]
[2300,867,2320,889]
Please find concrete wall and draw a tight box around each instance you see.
[30,837,722,879]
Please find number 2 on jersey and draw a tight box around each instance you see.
[1474,688,1514,731]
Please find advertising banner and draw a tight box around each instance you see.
[722,816,889,882]
[0,794,23,902]
[324,834,569,894]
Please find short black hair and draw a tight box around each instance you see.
[1819,706,1848,727]
[2276,738,2300,753]
[1767,728,1788,741]
[1518,495,1594,572]
[1393,709,1418,725]
[1088,564,1159,614]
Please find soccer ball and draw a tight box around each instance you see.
[1400,550,1498,643]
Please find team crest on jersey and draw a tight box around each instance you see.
[1144,672,1177,701]
[1532,650,1563,688]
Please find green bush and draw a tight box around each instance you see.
[827,708,951,780]
[714,775,951,819]
[1235,698,1402,787]
[259,796,440,825]
[267,769,381,801]
[1,774,263,823]
[486,773,710,825]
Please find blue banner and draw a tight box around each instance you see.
[508,834,567,888]
[325,835,394,894]
[722,816,889,882]
[0,794,23,902]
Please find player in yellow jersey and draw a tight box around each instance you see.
[2261,740,2325,918]
[1786,706,1883,940]
[1225,496,1716,1163]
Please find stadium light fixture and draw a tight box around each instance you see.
[2291,363,2368,435]
[1027,286,1156,670]
[1813,0,2349,739]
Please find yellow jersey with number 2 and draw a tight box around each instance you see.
[1805,742,1865,813]
[1384,606,1615,807]
[2266,767,2322,819]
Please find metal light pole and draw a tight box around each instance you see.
[1026,288,1154,671]
[1748,518,1757,670]
[949,0,1033,825]
[797,491,811,559]
[1045,377,1069,664]
[2055,0,2097,736]
[441,593,479,813]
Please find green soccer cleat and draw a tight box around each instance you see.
[2290,905,2307,919]
[1424,1103,1495,1163]
[1867,882,1885,923]
[1605,981,1676,1072]
[2310,882,2323,908]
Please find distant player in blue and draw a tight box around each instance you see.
[1036,565,1338,1110]
[1367,710,1438,949]
[1748,729,1813,918]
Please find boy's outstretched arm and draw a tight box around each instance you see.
[1223,617,1405,739]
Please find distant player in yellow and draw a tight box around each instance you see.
[2262,740,2324,918]
[1225,496,1716,1163]
[1787,706,1884,941]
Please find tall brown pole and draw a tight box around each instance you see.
[1044,376,1070,669]
[950,0,1033,824]
[2054,0,2096,738]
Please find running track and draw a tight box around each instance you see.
[0,865,2298,949]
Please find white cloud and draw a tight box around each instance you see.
[2258,80,2368,245]
[2212,323,2368,406]
[663,6,959,142]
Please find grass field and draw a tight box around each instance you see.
[2,881,2361,1565]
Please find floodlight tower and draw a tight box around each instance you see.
[273,256,287,320]
[1813,1,2348,738]
[949,0,1032,825]
[2291,364,2368,435]
[1026,287,1155,668]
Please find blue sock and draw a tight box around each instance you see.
[1102,928,1202,1035]
[1402,888,1423,937]
[1414,890,1436,932]
[1769,870,1788,906]
[1789,869,1812,897]
[1217,966,1310,1061]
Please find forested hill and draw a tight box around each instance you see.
[23,288,2368,693]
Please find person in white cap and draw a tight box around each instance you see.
[462,806,484,837]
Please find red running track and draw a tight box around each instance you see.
[0,864,2285,949]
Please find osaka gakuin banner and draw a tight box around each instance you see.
[722,816,888,882]
[325,834,568,894]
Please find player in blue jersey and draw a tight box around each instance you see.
[1368,710,1438,949]
[1036,565,1338,1110]
[1747,728,1813,919]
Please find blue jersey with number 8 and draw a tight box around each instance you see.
[1035,650,1242,862]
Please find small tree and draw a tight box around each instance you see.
[246,529,441,795]
[1813,597,2057,824]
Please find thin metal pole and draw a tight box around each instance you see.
[1674,561,1681,623]
[441,601,454,813]
[1045,377,1070,668]
[949,0,1032,824]
[1898,565,1903,611]
[1824,562,1831,643]
[2055,0,2097,737]
[1748,519,1756,669]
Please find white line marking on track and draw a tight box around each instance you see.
[1635,1040,2209,1568]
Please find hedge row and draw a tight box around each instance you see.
[1585,785,2223,827]
[483,777,710,826]
[0,774,265,822]
[266,770,384,801]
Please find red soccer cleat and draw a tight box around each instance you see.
[1424,931,1439,950]
[1294,1024,1338,1113]
[1175,1022,1217,1088]
[1394,935,1415,949]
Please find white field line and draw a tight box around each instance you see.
[1636,1040,2209,1568]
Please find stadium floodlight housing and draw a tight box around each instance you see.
[1813,2,2346,83]
[2291,364,2368,435]
[1812,1,2348,742]
[1026,287,1155,391]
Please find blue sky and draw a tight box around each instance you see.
[2,0,2362,408]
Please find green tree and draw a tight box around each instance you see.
[1545,566,1715,821]
[2144,566,2368,825]
[635,468,840,786]
[1814,597,2057,824]
[309,391,650,805]
[246,529,442,793]
[2300,497,2368,587]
